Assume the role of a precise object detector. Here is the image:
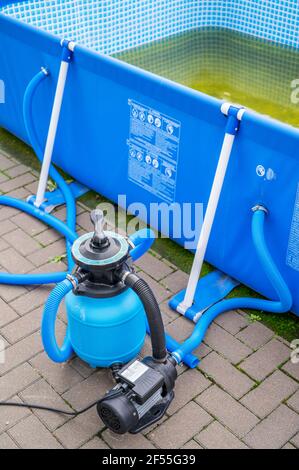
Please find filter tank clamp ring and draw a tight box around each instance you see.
[66,274,78,289]
[252,204,268,215]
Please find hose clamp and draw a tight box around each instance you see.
[252,204,268,215]
[127,238,136,250]
[171,352,181,365]
[40,67,49,76]
[120,271,131,283]
[66,274,78,289]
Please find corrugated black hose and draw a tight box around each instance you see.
[122,272,167,363]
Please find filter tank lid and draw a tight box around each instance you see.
[72,231,129,271]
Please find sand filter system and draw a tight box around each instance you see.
[0,38,294,434]
[42,208,178,434]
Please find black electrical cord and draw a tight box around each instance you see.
[0,389,122,417]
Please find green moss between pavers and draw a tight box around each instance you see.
[1,127,298,342]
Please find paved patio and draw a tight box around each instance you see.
[0,149,298,449]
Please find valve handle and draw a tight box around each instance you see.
[90,209,109,249]
[129,228,156,261]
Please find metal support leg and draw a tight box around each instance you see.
[34,40,75,208]
[174,103,245,318]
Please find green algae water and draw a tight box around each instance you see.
[116,28,299,127]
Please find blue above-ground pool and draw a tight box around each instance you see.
[0,1,299,316]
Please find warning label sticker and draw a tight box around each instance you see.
[127,100,181,202]
[286,183,299,271]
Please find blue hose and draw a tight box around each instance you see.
[129,228,155,261]
[172,209,293,364]
[41,278,75,362]
[0,67,77,285]
[0,196,77,284]
[23,69,76,269]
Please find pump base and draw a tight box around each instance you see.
[169,270,239,323]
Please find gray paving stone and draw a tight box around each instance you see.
[204,323,252,364]
[30,260,67,276]
[6,187,31,199]
[0,331,43,376]
[5,164,30,178]
[166,316,212,360]
[244,405,299,449]
[81,437,110,449]
[23,180,38,194]
[10,285,52,315]
[181,440,203,450]
[62,370,114,410]
[0,283,27,303]
[0,238,9,252]
[159,300,180,323]
[0,396,31,433]
[214,310,249,335]
[30,352,84,395]
[236,321,274,350]
[1,307,42,343]
[0,219,17,236]
[290,432,299,448]
[282,442,296,449]
[77,211,94,232]
[148,401,213,449]
[161,270,189,293]
[199,351,255,399]
[287,389,299,414]
[30,239,66,266]
[196,421,248,449]
[139,271,170,303]
[135,252,173,281]
[0,363,39,401]
[0,153,15,170]
[0,173,36,193]
[196,385,259,438]
[34,228,63,246]
[54,407,104,449]
[3,228,41,256]
[241,370,298,418]
[8,415,62,449]
[0,433,19,449]
[19,379,72,431]
[282,360,299,382]
[70,357,94,379]
[0,206,19,222]
[0,297,19,328]
[167,368,211,415]
[11,212,46,236]
[0,172,8,183]
[103,429,155,449]
[240,339,291,381]
[0,247,35,274]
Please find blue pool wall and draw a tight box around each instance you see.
[0,2,299,316]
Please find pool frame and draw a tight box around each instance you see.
[1,5,299,316]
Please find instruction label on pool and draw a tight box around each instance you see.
[127,100,181,202]
[287,183,299,271]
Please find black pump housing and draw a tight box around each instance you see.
[97,357,177,434]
